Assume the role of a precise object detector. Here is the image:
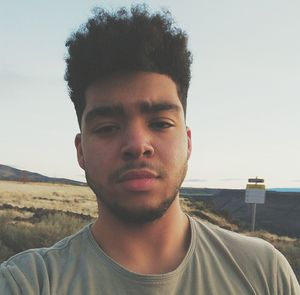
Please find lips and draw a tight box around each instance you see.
[118,170,158,182]
[117,170,159,191]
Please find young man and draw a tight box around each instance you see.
[0,5,299,295]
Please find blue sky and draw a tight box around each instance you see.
[1,0,299,189]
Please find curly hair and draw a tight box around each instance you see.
[65,4,192,126]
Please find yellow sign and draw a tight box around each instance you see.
[246,184,265,190]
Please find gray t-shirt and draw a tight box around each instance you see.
[0,217,299,294]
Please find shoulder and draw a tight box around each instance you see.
[190,217,300,293]
[191,216,274,250]
[190,217,278,275]
[0,224,91,294]
[191,216,274,254]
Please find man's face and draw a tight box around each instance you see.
[75,71,191,224]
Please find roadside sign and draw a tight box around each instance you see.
[245,178,266,231]
[248,178,264,183]
[245,184,266,204]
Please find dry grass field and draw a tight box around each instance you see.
[0,180,299,281]
[0,180,97,216]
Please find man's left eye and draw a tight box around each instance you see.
[150,121,174,130]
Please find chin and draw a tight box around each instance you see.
[100,191,178,224]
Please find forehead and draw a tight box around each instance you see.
[84,72,182,114]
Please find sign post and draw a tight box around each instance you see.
[245,177,266,231]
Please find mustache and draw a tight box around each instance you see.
[109,162,166,182]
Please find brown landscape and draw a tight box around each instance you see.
[0,180,299,282]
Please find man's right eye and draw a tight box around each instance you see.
[94,125,119,135]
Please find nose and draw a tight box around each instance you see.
[121,124,154,160]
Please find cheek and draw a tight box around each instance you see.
[83,141,117,171]
[158,136,188,165]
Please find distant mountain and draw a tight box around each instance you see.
[268,188,300,193]
[0,164,86,186]
[180,188,300,238]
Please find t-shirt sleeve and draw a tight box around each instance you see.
[0,253,50,295]
[275,249,300,295]
[0,263,22,295]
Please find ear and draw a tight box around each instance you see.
[186,127,192,160]
[75,133,85,170]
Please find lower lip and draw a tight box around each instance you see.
[120,178,157,191]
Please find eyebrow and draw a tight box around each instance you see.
[84,105,124,124]
[140,102,181,114]
[84,101,180,124]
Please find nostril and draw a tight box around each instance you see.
[123,150,134,159]
[143,147,154,157]
[121,143,154,160]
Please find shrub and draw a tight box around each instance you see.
[0,212,93,262]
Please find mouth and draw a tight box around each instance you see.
[118,170,159,182]
[117,170,159,191]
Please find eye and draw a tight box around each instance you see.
[94,125,120,135]
[150,121,174,130]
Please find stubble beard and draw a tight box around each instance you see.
[85,160,188,225]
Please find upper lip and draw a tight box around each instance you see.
[117,170,159,182]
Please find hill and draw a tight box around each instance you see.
[180,187,300,238]
[0,164,85,186]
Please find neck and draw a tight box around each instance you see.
[91,196,191,274]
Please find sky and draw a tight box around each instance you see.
[1,0,299,189]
